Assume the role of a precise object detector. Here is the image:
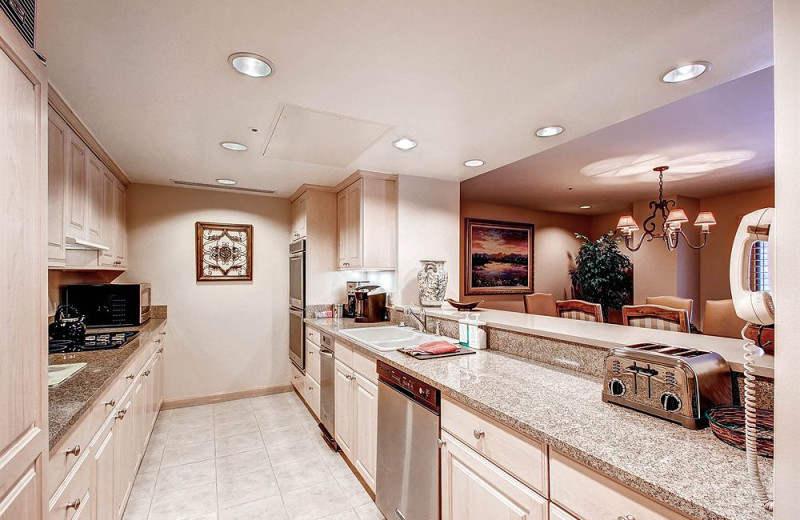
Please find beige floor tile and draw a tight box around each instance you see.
[148,481,217,520]
[267,438,321,466]
[214,430,264,457]
[139,443,165,473]
[154,458,216,494]
[255,407,301,429]
[215,447,271,480]
[213,399,253,415]
[219,495,288,520]
[160,439,215,468]
[282,480,353,520]
[184,514,218,520]
[121,493,151,520]
[324,455,355,480]
[167,422,215,446]
[336,474,372,508]
[129,470,158,502]
[273,458,335,493]
[171,404,214,420]
[354,502,385,520]
[215,415,260,438]
[261,423,308,447]
[318,510,359,520]
[217,467,280,509]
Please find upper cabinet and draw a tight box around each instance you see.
[47,107,128,269]
[290,194,307,241]
[336,174,397,270]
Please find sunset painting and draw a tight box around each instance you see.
[465,219,534,295]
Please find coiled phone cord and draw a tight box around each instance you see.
[741,324,774,512]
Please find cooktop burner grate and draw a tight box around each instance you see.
[49,331,140,354]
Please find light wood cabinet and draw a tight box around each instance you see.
[441,431,547,520]
[336,175,397,270]
[48,111,69,265]
[353,372,378,491]
[0,16,48,520]
[86,154,105,245]
[65,133,88,240]
[290,195,307,241]
[290,363,304,397]
[100,170,117,266]
[334,359,355,460]
[92,421,116,520]
[113,181,127,268]
[304,373,321,418]
[549,503,579,520]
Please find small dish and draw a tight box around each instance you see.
[445,299,484,311]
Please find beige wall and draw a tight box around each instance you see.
[459,201,591,312]
[119,184,290,401]
[396,175,461,306]
[589,209,629,240]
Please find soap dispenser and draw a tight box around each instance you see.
[458,313,487,350]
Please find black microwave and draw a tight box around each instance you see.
[63,283,152,328]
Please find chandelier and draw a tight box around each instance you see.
[616,166,716,252]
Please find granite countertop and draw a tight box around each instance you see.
[419,307,774,378]
[48,318,167,451]
[307,317,774,520]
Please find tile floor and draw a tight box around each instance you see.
[122,391,385,520]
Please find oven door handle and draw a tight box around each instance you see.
[319,350,333,358]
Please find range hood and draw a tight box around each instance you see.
[65,236,110,251]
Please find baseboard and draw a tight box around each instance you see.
[160,384,293,410]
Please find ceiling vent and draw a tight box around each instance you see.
[171,180,276,195]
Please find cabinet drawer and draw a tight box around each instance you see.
[304,373,321,418]
[550,503,578,520]
[352,350,377,384]
[48,449,91,520]
[305,340,321,382]
[290,363,304,396]
[88,377,124,438]
[306,327,321,347]
[48,416,94,499]
[334,340,353,368]
[441,397,547,496]
[550,450,689,520]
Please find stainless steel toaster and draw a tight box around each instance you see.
[602,343,733,429]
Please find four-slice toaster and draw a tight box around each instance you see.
[602,343,733,429]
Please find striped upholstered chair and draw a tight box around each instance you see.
[555,300,603,323]
[622,304,689,333]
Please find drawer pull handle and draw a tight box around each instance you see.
[437,439,446,448]
[160,331,167,335]
[104,399,116,407]
[65,498,81,510]
[158,348,164,353]
[473,429,485,440]
[116,409,127,420]
[126,374,135,380]
[143,370,151,377]
[617,516,636,520]
[65,445,81,457]
[155,338,163,343]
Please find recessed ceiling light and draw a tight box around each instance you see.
[661,61,711,83]
[464,159,485,167]
[393,137,418,150]
[228,53,274,78]
[579,205,592,209]
[220,142,247,151]
[535,125,565,138]
[216,178,237,185]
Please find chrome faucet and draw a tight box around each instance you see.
[405,305,427,333]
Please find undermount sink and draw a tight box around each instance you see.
[48,363,87,387]
[339,326,457,352]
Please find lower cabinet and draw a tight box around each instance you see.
[440,431,547,520]
[91,420,115,520]
[305,373,321,418]
[332,342,378,492]
[549,503,579,520]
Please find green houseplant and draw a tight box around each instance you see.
[569,232,633,321]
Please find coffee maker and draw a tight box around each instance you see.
[344,280,370,318]
[355,286,387,323]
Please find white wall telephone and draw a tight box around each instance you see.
[729,207,774,513]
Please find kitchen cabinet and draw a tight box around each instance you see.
[334,359,355,460]
[113,180,128,268]
[92,420,115,520]
[441,431,547,520]
[48,111,69,265]
[549,503,579,520]
[290,194,307,241]
[100,170,117,266]
[65,132,88,240]
[87,154,105,245]
[353,372,378,491]
[305,373,321,418]
[0,16,48,520]
[290,363,304,398]
[336,175,397,270]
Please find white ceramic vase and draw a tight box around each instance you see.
[417,260,448,307]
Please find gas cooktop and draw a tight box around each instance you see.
[49,331,140,354]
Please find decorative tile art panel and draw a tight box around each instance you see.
[195,222,253,281]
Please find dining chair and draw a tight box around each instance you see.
[645,296,694,324]
[622,304,690,333]
[555,300,603,323]
[703,299,747,338]
[523,293,557,317]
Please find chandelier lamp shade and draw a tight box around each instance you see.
[616,166,716,252]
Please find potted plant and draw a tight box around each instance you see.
[569,232,633,323]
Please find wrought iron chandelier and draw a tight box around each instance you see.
[616,166,716,252]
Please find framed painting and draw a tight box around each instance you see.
[465,218,534,295]
[195,222,253,281]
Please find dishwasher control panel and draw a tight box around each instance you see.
[377,360,439,413]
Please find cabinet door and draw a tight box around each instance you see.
[345,180,362,267]
[353,373,378,491]
[334,360,354,459]
[93,423,116,520]
[100,170,116,266]
[87,153,105,245]
[47,111,69,265]
[305,373,321,418]
[66,132,88,239]
[549,503,579,520]
[296,195,307,238]
[113,181,127,268]
[113,398,134,519]
[0,28,48,520]
[441,432,547,520]
[336,190,348,267]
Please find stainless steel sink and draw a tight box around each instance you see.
[339,326,457,352]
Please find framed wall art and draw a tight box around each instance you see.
[195,222,253,281]
[465,218,534,295]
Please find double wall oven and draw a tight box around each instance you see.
[289,239,306,370]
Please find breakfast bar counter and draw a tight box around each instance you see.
[307,317,774,520]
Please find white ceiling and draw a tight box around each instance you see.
[461,67,775,215]
[37,1,773,197]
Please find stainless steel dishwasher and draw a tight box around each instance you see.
[376,360,440,520]
[318,331,337,450]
